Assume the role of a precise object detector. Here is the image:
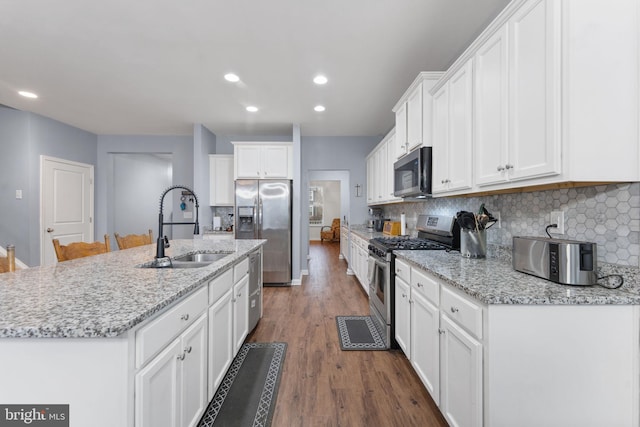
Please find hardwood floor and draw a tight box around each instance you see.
[247,241,448,427]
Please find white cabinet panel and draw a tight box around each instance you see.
[208,288,233,398]
[209,155,234,206]
[395,102,408,158]
[440,314,482,427]
[233,143,292,179]
[411,290,440,405]
[394,276,411,357]
[406,83,423,151]
[233,274,249,353]
[180,314,208,427]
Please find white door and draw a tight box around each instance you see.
[41,156,94,265]
[180,314,208,427]
[233,275,250,353]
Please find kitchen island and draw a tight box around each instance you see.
[394,249,640,427]
[0,239,265,427]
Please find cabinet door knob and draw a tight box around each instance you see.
[185,346,192,354]
[180,314,189,321]
[417,282,423,288]
[177,352,186,361]
[402,293,407,298]
[46,228,54,233]
[450,306,459,313]
[438,328,445,335]
[505,164,514,170]
[497,165,505,171]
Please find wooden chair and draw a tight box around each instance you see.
[320,218,341,242]
[115,229,153,250]
[52,235,111,262]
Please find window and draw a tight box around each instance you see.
[309,186,323,225]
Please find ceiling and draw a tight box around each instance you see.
[0,0,510,137]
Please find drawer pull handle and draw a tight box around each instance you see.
[438,329,445,335]
[177,352,186,361]
[417,282,423,288]
[180,314,190,321]
[450,307,459,313]
[402,293,407,298]
[185,346,192,354]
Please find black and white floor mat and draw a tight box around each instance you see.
[198,342,287,427]
[336,316,387,350]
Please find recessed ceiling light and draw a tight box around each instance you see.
[246,106,258,112]
[314,105,326,112]
[313,75,328,85]
[18,91,38,99]
[224,73,240,82]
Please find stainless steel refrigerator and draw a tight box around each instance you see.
[235,179,292,285]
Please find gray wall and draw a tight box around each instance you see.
[0,107,97,266]
[97,135,194,241]
[194,124,217,228]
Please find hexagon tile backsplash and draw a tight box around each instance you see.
[379,183,640,267]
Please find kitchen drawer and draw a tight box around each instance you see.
[135,286,208,368]
[441,286,483,339]
[395,259,410,283]
[234,257,249,283]
[411,267,439,306]
[208,268,234,305]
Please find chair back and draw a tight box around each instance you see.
[331,218,340,231]
[0,245,18,273]
[52,235,111,262]
[115,229,153,250]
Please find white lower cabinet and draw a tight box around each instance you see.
[410,290,440,405]
[403,264,483,427]
[348,232,370,294]
[394,276,411,356]
[233,274,249,353]
[208,288,233,398]
[135,313,208,427]
[439,314,482,427]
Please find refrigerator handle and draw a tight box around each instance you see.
[253,197,259,235]
[258,198,263,227]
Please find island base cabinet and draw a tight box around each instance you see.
[208,288,234,399]
[0,337,130,427]
[135,313,208,427]
[233,274,250,354]
[486,305,640,427]
[439,314,482,427]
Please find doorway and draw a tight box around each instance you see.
[309,180,341,241]
[40,156,94,265]
[109,153,172,248]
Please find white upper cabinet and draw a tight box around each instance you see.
[406,84,423,152]
[366,129,400,206]
[432,61,474,195]
[209,155,234,206]
[433,0,639,195]
[393,73,444,160]
[233,142,293,179]
[506,0,560,182]
[474,26,509,186]
[394,103,408,159]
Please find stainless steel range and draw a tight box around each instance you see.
[367,214,460,349]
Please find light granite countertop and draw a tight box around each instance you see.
[395,249,640,305]
[0,239,265,338]
[348,224,640,305]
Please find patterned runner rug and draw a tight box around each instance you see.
[198,342,287,427]
[336,316,386,350]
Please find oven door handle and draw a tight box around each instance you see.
[367,255,388,285]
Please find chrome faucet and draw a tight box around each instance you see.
[155,185,200,266]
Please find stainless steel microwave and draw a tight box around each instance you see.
[393,147,432,198]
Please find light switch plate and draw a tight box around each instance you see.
[15,190,22,199]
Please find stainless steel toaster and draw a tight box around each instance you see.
[512,236,598,286]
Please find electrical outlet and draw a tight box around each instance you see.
[550,210,565,234]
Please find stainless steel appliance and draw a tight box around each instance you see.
[248,250,262,331]
[393,146,432,198]
[513,236,598,286]
[367,208,386,232]
[235,179,292,285]
[367,214,460,348]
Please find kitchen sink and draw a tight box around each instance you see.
[138,252,231,269]
[173,253,230,263]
